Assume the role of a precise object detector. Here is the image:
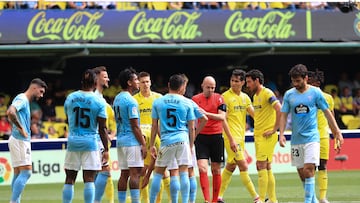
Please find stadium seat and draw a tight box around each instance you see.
[347,117,360,129]
[55,106,66,122]
[341,114,355,127]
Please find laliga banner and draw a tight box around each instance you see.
[0,141,294,186]
[0,10,360,44]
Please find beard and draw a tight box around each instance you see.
[102,84,108,89]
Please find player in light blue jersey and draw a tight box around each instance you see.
[62,69,109,203]
[149,74,196,203]
[113,67,147,203]
[7,78,47,203]
[279,64,343,203]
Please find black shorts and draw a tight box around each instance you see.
[195,134,224,163]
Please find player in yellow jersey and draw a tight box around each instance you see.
[133,71,171,203]
[245,69,282,203]
[93,66,116,203]
[308,69,342,203]
[218,69,261,203]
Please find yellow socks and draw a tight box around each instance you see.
[240,171,258,198]
[219,168,233,198]
[318,170,328,200]
[258,169,268,201]
[267,169,277,202]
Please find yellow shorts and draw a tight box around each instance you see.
[224,139,245,164]
[254,132,278,162]
[320,137,329,160]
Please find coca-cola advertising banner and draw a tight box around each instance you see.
[0,10,360,44]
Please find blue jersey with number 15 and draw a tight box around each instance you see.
[64,90,107,151]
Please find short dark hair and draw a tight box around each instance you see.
[169,74,185,91]
[245,69,264,84]
[309,69,325,84]
[118,67,138,89]
[289,64,308,79]
[232,69,246,81]
[31,78,47,89]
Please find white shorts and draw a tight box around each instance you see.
[64,151,102,171]
[168,146,197,170]
[8,136,31,167]
[117,146,144,170]
[291,142,320,168]
[156,142,191,168]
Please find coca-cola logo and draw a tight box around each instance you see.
[224,11,296,40]
[128,11,202,40]
[27,11,104,41]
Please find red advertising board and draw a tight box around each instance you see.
[328,137,360,171]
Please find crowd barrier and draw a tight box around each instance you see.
[0,130,359,185]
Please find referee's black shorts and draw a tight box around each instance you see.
[195,133,224,163]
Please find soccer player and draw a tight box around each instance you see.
[132,71,171,203]
[308,69,336,203]
[279,64,344,203]
[93,66,117,203]
[113,67,147,203]
[62,69,109,203]
[7,78,47,203]
[192,76,237,203]
[245,69,281,203]
[218,69,261,203]
[149,74,196,203]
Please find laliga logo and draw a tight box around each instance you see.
[354,13,360,37]
[0,157,12,184]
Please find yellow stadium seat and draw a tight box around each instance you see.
[347,117,360,129]
[55,106,66,122]
[341,114,355,127]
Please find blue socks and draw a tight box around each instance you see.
[130,189,140,203]
[305,177,315,203]
[170,176,180,203]
[84,182,95,203]
[94,171,110,201]
[189,175,197,202]
[149,172,163,203]
[62,184,74,203]
[11,170,31,202]
[180,172,190,203]
[118,190,126,203]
